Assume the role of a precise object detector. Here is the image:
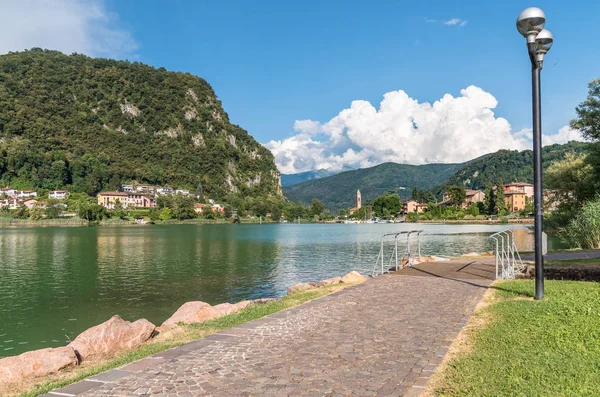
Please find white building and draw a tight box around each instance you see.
[17,190,37,198]
[49,190,70,200]
[120,184,133,192]
[156,187,173,196]
[0,188,16,197]
[175,189,190,196]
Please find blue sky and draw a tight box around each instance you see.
[1,0,598,172]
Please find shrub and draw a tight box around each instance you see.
[562,197,600,249]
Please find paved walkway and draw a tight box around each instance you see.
[43,262,493,397]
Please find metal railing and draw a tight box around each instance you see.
[372,230,424,276]
[490,230,525,279]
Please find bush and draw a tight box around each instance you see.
[562,198,600,249]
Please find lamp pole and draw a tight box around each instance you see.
[517,8,553,300]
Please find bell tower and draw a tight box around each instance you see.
[356,190,362,209]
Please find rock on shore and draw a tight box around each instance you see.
[162,300,253,327]
[69,315,155,361]
[0,346,78,384]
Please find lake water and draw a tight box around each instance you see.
[0,223,558,357]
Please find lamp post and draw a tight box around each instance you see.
[517,8,553,300]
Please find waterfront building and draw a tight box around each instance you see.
[503,182,534,198]
[403,200,427,214]
[0,187,16,197]
[97,192,156,209]
[504,191,527,212]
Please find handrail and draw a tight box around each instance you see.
[372,230,424,276]
[490,229,524,279]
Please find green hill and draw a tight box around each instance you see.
[281,166,354,187]
[433,141,590,194]
[283,162,463,210]
[0,49,280,200]
[283,141,590,210]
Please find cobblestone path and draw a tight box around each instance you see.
[44,270,492,397]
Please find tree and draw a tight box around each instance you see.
[484,184,495,215]
[373,193,401,218]
[310,199,325,217]
[495,181,506,214]
[545,152,594,212]
[446,186,466,208]
[270,206,282,221]
[338,209,348,218]
[572,78,600,140]
[172,195,196,220]
[29,205,44,220]
[411,187,418,200]
[159,207,172,221]
[45,198,64,219]
[223,205,233,219]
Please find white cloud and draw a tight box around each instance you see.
[444,18,468,27]
[264,86,586,174]
[0,0,137,57]
[543,126,586,146]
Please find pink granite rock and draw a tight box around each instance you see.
[317,277,343,287]
[162,300,254,327]
[69,315,155,361]
[286,282,317,295]
[0,346,78,384]
[341,271,367,283]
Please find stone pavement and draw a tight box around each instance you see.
[43,262,493,397]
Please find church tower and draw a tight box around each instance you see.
[356,190,362,209]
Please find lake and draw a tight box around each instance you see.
[0,223,557,357]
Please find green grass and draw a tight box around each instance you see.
[436,280,600,396]
[17,284,349,397]
[545,257,600,267]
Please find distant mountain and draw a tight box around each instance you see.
[281,166,355,187]
[283,162,463,210]
[433,141,591,195]
[283,141,591,210]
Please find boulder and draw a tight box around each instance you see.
[69,315,155,361]
[0,346,78,384]
[341,271,367,284]
[162,300,253,327]
[317,277,343,287]
[287,282,317,295]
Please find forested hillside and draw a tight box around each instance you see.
[283,162,463,210]
[434,141,590,194]
[0,49,281,200]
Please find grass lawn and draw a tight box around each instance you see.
[433,280,600,396]
[15,284,353,397]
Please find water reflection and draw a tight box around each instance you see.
[0,223,552,357]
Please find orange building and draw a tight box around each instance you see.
[505,191,527,212]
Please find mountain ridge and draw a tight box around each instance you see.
[0,49,281,200]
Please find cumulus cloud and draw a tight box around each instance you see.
[264,86,586,174]
[0,0,137,57]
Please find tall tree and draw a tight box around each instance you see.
[484,184,495,215]
[495,180,506,214]
[446,186,466,208]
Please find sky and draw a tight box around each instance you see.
[0,0,598,174]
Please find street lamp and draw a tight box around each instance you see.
[517,7,553,300]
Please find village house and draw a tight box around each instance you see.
[1,198,23,210]
[49,190,70,200]
[17,190,37,198]
[97,192,157,209]
[504,182,534,198]
[175,189,190,196]
[24,199,41,209]
[464,190,485,208]
[194,203,225,215]
[120,184,133,192]
[0,187,16,197]
[403,200,427,214]
[504,191,527,212]
[156,187,173,196]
